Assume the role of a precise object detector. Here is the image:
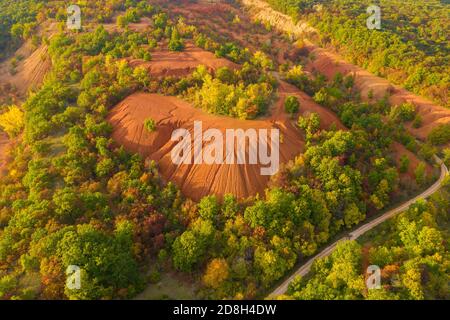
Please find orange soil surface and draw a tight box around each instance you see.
[103,17,154,33]
[0,23,55,95]
[106,1,428,200]
[107,93,306,201]
[128,43,239,78]
[107,80,344,201]
[304,42,450,141]
[0,43,51,95]
[392,142,433,178]
[0,132,9,177]
[278,80,346,131]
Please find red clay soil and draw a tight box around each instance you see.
[0,43,51,95]
[0,22,56,96]
[169,1,233,15]
[103,17,154,33]
[128,43,239,78]
[108,93,307,201]
[0,132,9,177]
[392,91,450,140]
[304,42,450,141]
[240,0,450,141]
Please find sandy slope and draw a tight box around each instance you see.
[107,39,345,201]
[305,43,450,140]
[240,0,450,142]
[107,68,345,201]
[277,80,346,131]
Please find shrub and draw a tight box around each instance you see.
[443,148,450,167]
[418,143,437,161]
[298,113,320,134]
[285,65,304,86]
[144,118,156,132]
[389,102,416,122]
[284,96,300,115]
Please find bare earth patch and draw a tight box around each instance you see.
[239,0,450,142]
[0,23,56,96]
[128,43,239,78]
[391,142,433,178]
[135,272,198,300]
[107,92,306,201]
[0,43,51,95]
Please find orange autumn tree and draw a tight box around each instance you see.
[202,258,229,289]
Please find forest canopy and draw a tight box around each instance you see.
[264,0,450,108]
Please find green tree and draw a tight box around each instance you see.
[443,148,450,167]
[53,187,81,222]
[168,28,184,52]
[399,155,410,173]
[417,226,444,255]
[414,163,426,186]
[343,203,365,228]
[198,195,219,220]
[58,223,142,299]
[298,113,320,135]
[389,103,416,122]
[144,118,156,132]
[427,124,450,146]
[172,230,204,272]
[284,96,300,115]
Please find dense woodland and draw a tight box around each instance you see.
[0,0,448,300]
[286,179,450,300]
[265,0,450,108]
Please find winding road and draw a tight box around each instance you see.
[269,156,448,297]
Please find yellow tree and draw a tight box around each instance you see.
[0,105,25,138]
